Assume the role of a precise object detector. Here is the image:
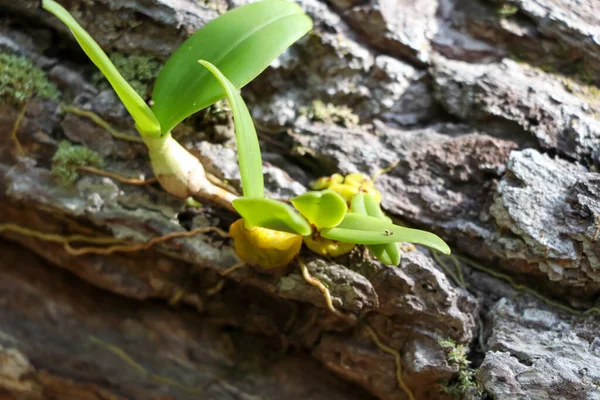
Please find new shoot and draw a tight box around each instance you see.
[42,0,312,211]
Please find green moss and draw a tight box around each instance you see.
[496,3,519,17]
[92,53,161,97]
[200,100,231,125]
[560,76,600,107]
[0,52,59,105]
[438,337,482,398]
[51,141,104,187]
[195,0,227,12]
[300,100,360,128]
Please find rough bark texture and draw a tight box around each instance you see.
[1,0,600,399]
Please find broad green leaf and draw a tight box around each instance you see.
[351,193,400,266]
[291,190,347,230]
[152,0,313,134]
[321,213,451,254]
[42,0,160,136]
[233,197,311,236]
[199,60,263,198]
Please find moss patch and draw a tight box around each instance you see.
[300,100,360,128]
[496,3,519,17]
[0,52,59,105]
[92,53,161,98]
[51,141,104,187]
[438,337,481,398]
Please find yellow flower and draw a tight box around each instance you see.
[328,183,359,202]
[229,219,303,269]
[343,172,374,189]
[311,173,344,190]
[314,173,382,204]
[304,235,355,257]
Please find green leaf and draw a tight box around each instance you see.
[351,193,400,266]
[152,0,312,134]
[233,197,312,236]
[363,193,401,266]
[42,0,160,137]
[291,190,347,230]
[199,60,263,198]
[321,213,451,254]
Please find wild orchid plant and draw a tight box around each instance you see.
[213,65,451,268]
[42,0,312,211]
[44,0,450,270]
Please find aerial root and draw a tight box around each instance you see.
[10,101,28,157]
[372,159,400,181]
[78,165,157,185]
[0,223,123,246]
[205,280,226,296]
[62,105,143,143]
[65,226,229,256]
[433,250,600,316]
[431,250,466,289]
[168,288,186,306]
[298,258,349,320]
[220,261,246,276]
[455,254,600,316]
[364,324,415,400]
[0,223,229,256]
[206,173,239,196]
[205,262,247,296]
[89,336,221,395]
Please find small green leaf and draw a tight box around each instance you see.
[350,192,367,214]
[351,193,400,266]
[321,213,451,254]
[291,190,347,230]
[42,0,160,137]
[152,0,313,134]
[199,60,263,198]
[233,197,311,236]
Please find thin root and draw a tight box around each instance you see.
[206,173,240,196]
[220,261,246,276]
[62,105,144,143]
[364,324,415,400]
[0,223,123,245]
[283,301,299,334]
[0,223,229,257]
[292,307,319,338]
[65,226,229,256]
[89,336,217,395]
[205,280,226,296]
[431,250,463,288]
[78,165,157,185]
[168,289,186,306]
[11,101,28,157]
[372,159,400,181]
[453,254,600,316]
[298,258,347,319]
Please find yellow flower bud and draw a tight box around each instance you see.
[311,173,344,190]
[344,172,373,189]
[229,219,303,269]
[328,183,358,202]
[370,188,382,204]
[304,235,355,257]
